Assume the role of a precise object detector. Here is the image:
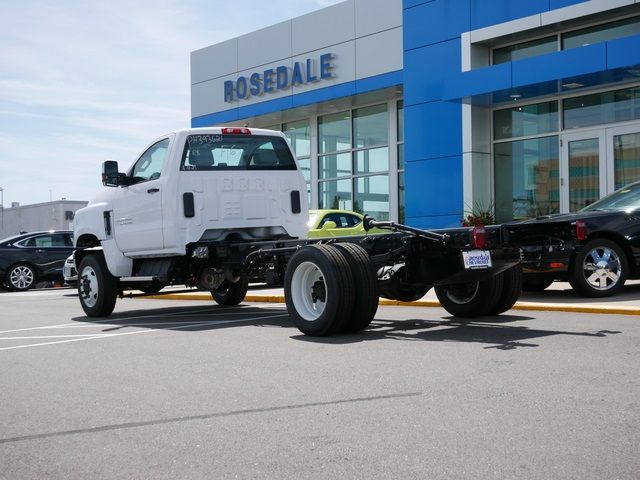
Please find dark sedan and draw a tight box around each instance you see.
[0,231,74,291]
[511,182,640,297]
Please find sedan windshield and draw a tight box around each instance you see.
[582,183,640,211]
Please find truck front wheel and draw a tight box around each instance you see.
[284,244,354,336]
[434,274,503,318]
[78,254,118,317]
[211,277,249,306]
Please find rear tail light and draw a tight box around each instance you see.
[221,127,251,135]
[574,220,588,241]
[471,226,487,249]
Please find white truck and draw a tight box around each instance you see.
[74,127,523,336]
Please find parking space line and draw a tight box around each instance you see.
[0,314,289,352]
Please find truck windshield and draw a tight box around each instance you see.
[180,134,297,171]
[581,182,640,211]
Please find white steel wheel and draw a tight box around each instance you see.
[434,274,503,318]
[284,245,354,336]
[290,261,327,321]
[7,264,36,291]
[79,265,99,308]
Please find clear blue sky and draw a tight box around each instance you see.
[0,0,343,207]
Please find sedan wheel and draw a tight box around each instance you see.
[7,264,36,291]
[569,239,627,297]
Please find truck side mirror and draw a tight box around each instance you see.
[102,161,120,187]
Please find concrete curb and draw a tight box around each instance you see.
[144,293,640,316]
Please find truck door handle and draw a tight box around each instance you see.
[147,188,160,194]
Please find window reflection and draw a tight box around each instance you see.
[494,136,560,222]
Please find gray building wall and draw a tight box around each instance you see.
[0,200,88,239]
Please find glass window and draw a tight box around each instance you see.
[568,138,600,211]
[131,138,170,183]
[297,157,311,182]
[355,147,388,174]
[353,104,388,148]
[398,172,405,224]
[493,36,557,64]
[563,87,640,130]
[354,175,389,220]
[613,132,640,190]
[494,101,558,140]
[181,135,296,171]
[398,143,404,170]
[397,100,404,143]
[319,111,351,154]
[319,178,352,210]
[563,15,640,50]
[284,120,310,157]
[318,152,350,179]
[494,136,559,222]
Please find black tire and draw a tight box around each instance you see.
[332,243,379,333]
[284,244,354,336]
[487,265,522,315]
[5,263,37,291]
[211,277,249,305]
[521,278,553,292]
[434,274,503,318]
[78,254,118,317]
[569,238,628,298]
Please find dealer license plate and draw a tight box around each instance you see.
[462,250,492,269]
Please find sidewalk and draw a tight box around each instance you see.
[146,280,640,316]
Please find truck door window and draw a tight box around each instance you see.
[130,138,170,184]
[181,135,296,171]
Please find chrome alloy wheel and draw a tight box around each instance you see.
[79,265,99,308]
[9,265,34,290]
[290,261,327,321]
[581,246,622,291]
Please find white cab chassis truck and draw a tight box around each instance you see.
[74,127,522,336]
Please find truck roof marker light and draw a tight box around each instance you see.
[471,225,487,249]
[221,127,251,135]
[575,220,588,241]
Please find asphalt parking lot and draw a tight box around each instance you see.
[1,288,639,479]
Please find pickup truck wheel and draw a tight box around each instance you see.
[211,277,249,306]
[6,263,37,291]
[487,265,522,315]
[78,254,117,317]
[284,244,354,336]
[434,274,503,318]
[569,238,628,297]
[521,278,553,292]
[332,243,379,333]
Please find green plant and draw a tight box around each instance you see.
[461,201,495,226]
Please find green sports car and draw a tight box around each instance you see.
[307,209,387,238]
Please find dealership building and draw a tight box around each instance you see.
[191,0,640,228]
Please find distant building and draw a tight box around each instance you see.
[0,200,88,239]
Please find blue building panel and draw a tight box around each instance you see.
[469,0,550,30]
[405,156,463,225]
[403,0,435,9]
[403,0,470,50]
[549,0,588,9]
[404,39,462,106]
[606,34,640,70]
[404,101,462,161]
[443,62,512,103]
[512,43,607,87]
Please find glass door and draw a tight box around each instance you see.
[560,130,606,212]
[606,122,640,191]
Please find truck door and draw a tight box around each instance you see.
[112,138,170,253]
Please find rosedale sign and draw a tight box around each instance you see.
[224,53,334,102]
